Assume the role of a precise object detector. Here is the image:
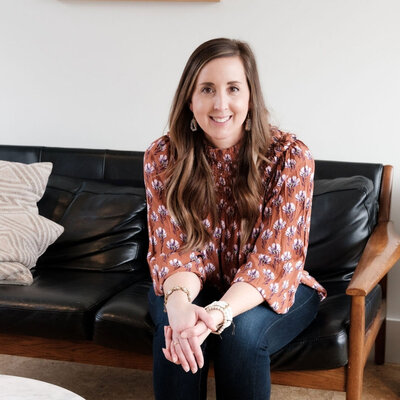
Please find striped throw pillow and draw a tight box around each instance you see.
[0,161,64,285]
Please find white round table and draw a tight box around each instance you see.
[0,375,85,400]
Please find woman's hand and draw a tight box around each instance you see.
[164,297,216,373]
[180,310,220,340]
[163,324,212,369]
[163,307,224,372]
[180,309,224,341]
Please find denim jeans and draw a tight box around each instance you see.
[148,284,320,400]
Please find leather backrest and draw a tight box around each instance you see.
[306,175,379,288]
[315,160,383,206]
[0,145,383,285]
[0,145,145,188]
[0,145,147,273]
[37,174,148,273]
[311,160,383,287]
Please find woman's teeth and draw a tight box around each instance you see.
[212,116,230,123]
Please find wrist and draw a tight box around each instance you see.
[208,309,224,328]
[165,291,190,308]
[205,301,233,334]
[164,286,192,312]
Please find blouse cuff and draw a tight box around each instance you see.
[148,251,206,295]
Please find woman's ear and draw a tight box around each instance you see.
[189,102,193,112]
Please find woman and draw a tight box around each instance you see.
[144,38,326,400]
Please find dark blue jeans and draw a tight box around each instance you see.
[148,284,320,400]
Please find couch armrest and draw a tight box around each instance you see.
[346,221,400,297]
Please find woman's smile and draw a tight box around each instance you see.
[210,115,232,124]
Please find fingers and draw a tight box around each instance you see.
[173,338,193,373]
[163,326,178,363]
[178,337,199,374]
[180,307,217,339]
[197,328,212,346]
[188,335,204,369]
[162,347,173,363]
[197,307,217,331]
[167,327,202,373]
[164,326,172,349]
[180,321,208,339]
[170,339,179,364]
[163,322,207,374]
[162,326,173,363]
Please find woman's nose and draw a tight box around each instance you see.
[213,92,228,110]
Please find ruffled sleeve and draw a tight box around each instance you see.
[232,134,326,314]
[144,136,206,295]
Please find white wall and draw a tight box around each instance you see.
[1,0,399,362]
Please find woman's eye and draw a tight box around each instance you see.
[230,86,239,93]
[201,87,213,94]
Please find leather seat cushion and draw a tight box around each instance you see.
[36,174,148,272]
[270,284,381,370]
[93,280,153,354]
[0,269,145,340]
[92,282,382,369]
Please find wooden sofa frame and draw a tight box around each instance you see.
[0,165,399,400]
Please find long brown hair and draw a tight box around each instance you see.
[166,38,271,250]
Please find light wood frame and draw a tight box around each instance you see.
[125,1,220,2]
[0,165,398,400]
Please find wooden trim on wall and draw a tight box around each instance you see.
[119,1,220,2]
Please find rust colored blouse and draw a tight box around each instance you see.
[144,129,327,314]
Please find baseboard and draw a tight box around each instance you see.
[386,318,400,364]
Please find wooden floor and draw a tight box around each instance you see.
[0,354,399,399]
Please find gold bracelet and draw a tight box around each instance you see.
[163,286,191,312]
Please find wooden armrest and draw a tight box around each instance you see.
[346,221,400,296]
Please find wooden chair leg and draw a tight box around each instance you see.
[375,276,387,365]
[346,296,365,400]
[375,318,386,365]
[346,367,364,400]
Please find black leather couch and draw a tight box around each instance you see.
[0,144,385,375]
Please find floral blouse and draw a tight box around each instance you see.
[144,129,327,314]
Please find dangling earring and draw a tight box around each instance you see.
[190,117,198,132]
[245,115,252,131]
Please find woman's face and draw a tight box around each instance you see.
[190,56,250,149]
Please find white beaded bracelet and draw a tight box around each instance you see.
[205,300,233,334]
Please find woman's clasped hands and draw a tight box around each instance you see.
[163,300,221,374]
